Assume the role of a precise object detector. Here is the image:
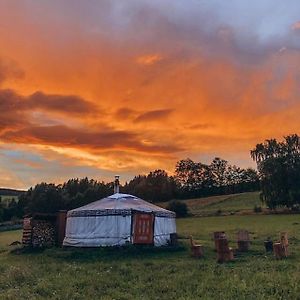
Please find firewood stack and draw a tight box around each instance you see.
[32,220,56,248]
[22,217,33,247]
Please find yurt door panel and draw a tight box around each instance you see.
[132,213,154,244]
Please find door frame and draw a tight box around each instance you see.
[131,210,155,245]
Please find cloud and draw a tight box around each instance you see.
[115,107,137,119]
[0,57,24,85]
[292,21,300,30]
[1,124,183,154]
[134,109,174,123]
[2,1,300,188]
[136,54,163,65]
[28,91,97,114]
[0,88,99,134]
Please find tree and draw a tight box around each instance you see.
[175,159,212,198]
[251,134,300,209]
[123,170,175,202]
[166,200,188,218]
[25,183,65,214]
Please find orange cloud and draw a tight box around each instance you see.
[1,2,300,188]
[136,54,163,66]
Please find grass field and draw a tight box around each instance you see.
[159,191,265,216]
[1,214,300,299]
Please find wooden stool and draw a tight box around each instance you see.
[280,232,289,256]
[189,236,204,258]
[274,242,287,259]
[169,233,178,246]
[213,231,226,251]
[215,238,234,263]
[237,230,250,252]
[264,240,273,252]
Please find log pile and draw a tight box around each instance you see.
[22,213,63,248]
[32,220,56,248]
[22,217,32,247]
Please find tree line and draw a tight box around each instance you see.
[0,157,259,221]
[2,133,300,222]
[251,134,300,210]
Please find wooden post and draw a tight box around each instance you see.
[237,240,250,252]
[189,236,204,258]
[213,231,226,251]
[264,240,273,252]
[237,230,250,252]
[215,238,234,263]
[280,232,288,255]
[22,217,32,247]
[274,242,286,259]
[191,245,204,258]
[169,233,178,246]
[56,210,67,246]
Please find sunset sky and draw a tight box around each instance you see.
[1,1,300,189]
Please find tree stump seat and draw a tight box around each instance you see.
[215,238,234,263]
[237,230,250,252]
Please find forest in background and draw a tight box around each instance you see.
[0,156,259,221]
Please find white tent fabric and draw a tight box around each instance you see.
[63,193,176,247]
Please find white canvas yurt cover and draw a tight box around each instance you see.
[63,193,176,247]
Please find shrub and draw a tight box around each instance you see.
[215,209,222,216]
[166,200,188,218]
[254,205,262,213]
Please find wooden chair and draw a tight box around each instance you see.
[215,238,234,263]
[237,230,250,252]
[213,231,226,251]
[189,235,203,258]
[274,232,289,259]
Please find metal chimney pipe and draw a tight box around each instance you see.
[114,175,120,194]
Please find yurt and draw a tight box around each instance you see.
[63,176,176,247]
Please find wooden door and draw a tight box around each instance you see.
[132,213,154,244]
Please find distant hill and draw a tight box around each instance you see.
[0,188,25,196]
[158,191,263,217]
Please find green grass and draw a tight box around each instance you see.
[160,192,264,216]
[1,214,300,299]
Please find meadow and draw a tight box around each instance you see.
[159,191,264,216]
[1,213,300,299]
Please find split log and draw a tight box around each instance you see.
[32,220,56,248]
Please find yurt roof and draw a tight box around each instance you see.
[67,193,175,218]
